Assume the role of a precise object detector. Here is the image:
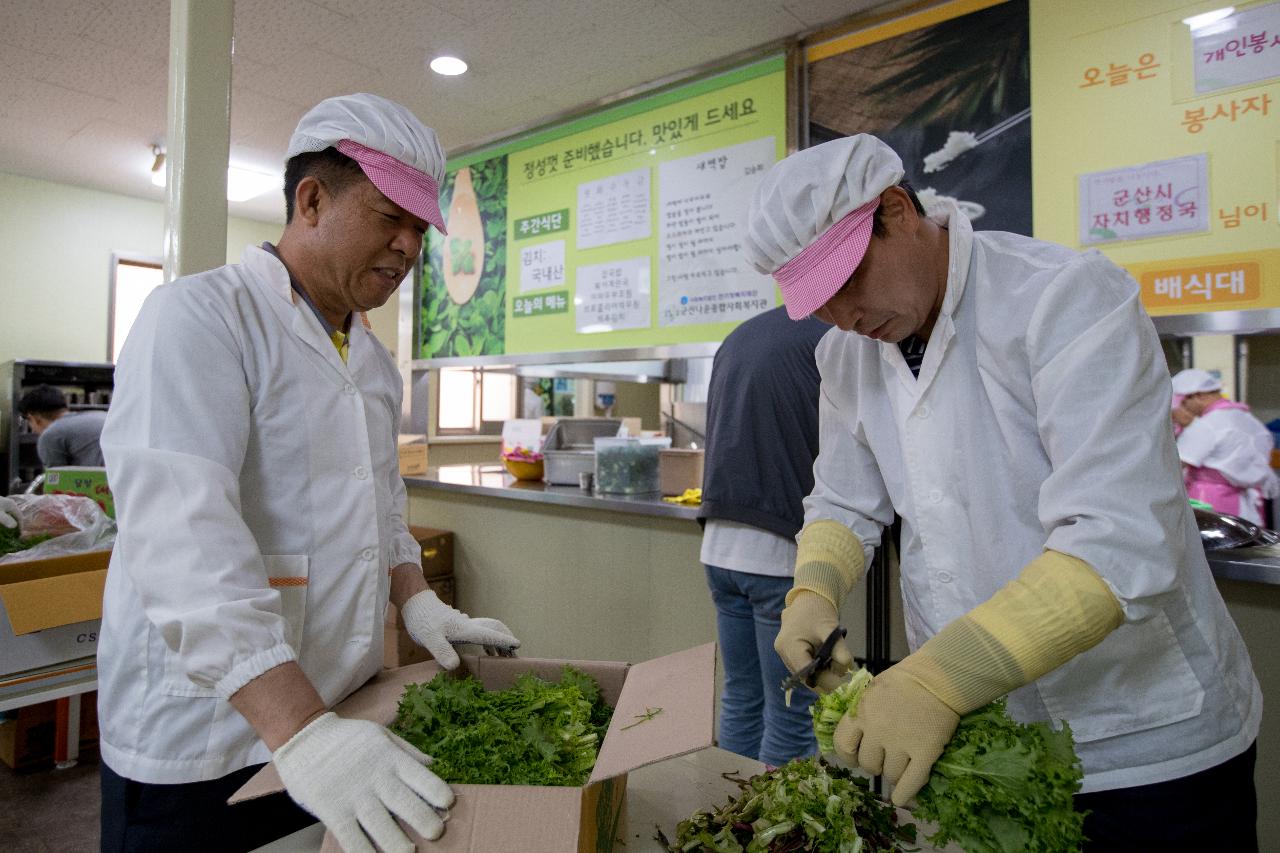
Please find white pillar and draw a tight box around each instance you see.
[163,0,234,281]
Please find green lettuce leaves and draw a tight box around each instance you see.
[812,670,1086,852]
[390,665,613,786]
[660,757,917,853]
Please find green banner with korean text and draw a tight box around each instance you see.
[419,56,787,358]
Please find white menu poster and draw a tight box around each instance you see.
[657,136,777,327]
[574,257,651,334]
[1079,154,1209,245]
[576,167,651,250]
[518,240,566,293]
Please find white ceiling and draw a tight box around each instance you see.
[0,0,891,223]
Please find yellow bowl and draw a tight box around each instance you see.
[502,457,544,481]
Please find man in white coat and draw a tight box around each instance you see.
[748,135,1260,851]
[98,94,520,853]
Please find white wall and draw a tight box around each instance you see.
[0,171,282,365]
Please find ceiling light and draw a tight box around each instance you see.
[1182,7,1234,30]
[150,144,166,187]
[226,166,284,202]
[147,155,284,202]
[430,55,468,76]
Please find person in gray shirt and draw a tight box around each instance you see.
[18,384,106,467]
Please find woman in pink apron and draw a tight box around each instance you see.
[1172,369,1277,524]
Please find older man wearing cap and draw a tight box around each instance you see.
[1172,368,1277,524]
[97,93,520,853]
[749,135,1260,850]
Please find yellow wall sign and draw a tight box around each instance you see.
[1031,0,1280,316]
[420,57,787,359]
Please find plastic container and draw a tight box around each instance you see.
[593,436,672,495]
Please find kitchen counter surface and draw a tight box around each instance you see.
[405,465,702,521]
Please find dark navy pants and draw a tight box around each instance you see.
[100,760,316,853]
[1077,741,1257,852]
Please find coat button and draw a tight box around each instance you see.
[937,570,954,583]
[916,405,931,419]
[929,489,942,503]
[344,383,356,395]
[361,548,375,561]
[354,466,368,479]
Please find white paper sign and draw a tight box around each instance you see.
[576,168,651,250]
[1079,154,1209,245]
[575,257,651,333]
[1191,2,1280,94]
[657,136,777,327]
[518,240,566,293]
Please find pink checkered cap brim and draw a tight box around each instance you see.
[774,198,879,320]
[336,139,447,235]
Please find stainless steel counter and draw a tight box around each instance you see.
[406,466,1280,585]
[1206,545,1280,586]
[405,465,702,521]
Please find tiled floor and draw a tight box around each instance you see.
[0,754,100,852]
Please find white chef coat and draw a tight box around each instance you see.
[97,245,422,784]
[1178,404,1276,524]
[806,203,1261,793]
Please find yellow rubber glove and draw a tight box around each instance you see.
[773,520,864,694]
[835,550,1124,806]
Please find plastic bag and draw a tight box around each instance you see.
[0,494,115,564]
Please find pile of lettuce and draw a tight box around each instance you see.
[813,672,1086,853]
[390,665,613,786]
[0,526,51,557]
[659,757,917,853]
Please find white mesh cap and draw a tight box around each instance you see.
[287,92,444,182]
[287,93,447,231]
[1171,368,1223,395]
[744,134,904,275]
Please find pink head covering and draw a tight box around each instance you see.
[772,198,879,320]
[336,139,445,234]
[744,135,904,320]
[287,93,448,234]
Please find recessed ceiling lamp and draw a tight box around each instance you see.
[1182,7,1234,30]
[430,55,468,76]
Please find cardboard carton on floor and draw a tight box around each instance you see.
[0,549,109,677]
[231,643,716,852]
[406,526,454,579]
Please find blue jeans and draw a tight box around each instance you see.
[704,564,818,766]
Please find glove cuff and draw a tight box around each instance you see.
[787,520,864,608]
[401,589,452,628]
[274,712,339,767]
[900,550,1124,715]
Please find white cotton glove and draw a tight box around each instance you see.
[0,496,19,530]
[273,712,453,853]
[400,590,521,669]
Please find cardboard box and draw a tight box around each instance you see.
[0,691,99,770]
[0,550,109,677]
[398,435,428,477]
[407,526,454,579]
[383,575,456,669]
[232,643,716,852]
[43,466,114,518]
[659,448,705,496]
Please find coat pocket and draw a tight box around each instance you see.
[160,554,311,699]
[264,554,310,657]
[1036,611,1204,743]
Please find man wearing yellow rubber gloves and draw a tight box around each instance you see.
[743,135,1261,851]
